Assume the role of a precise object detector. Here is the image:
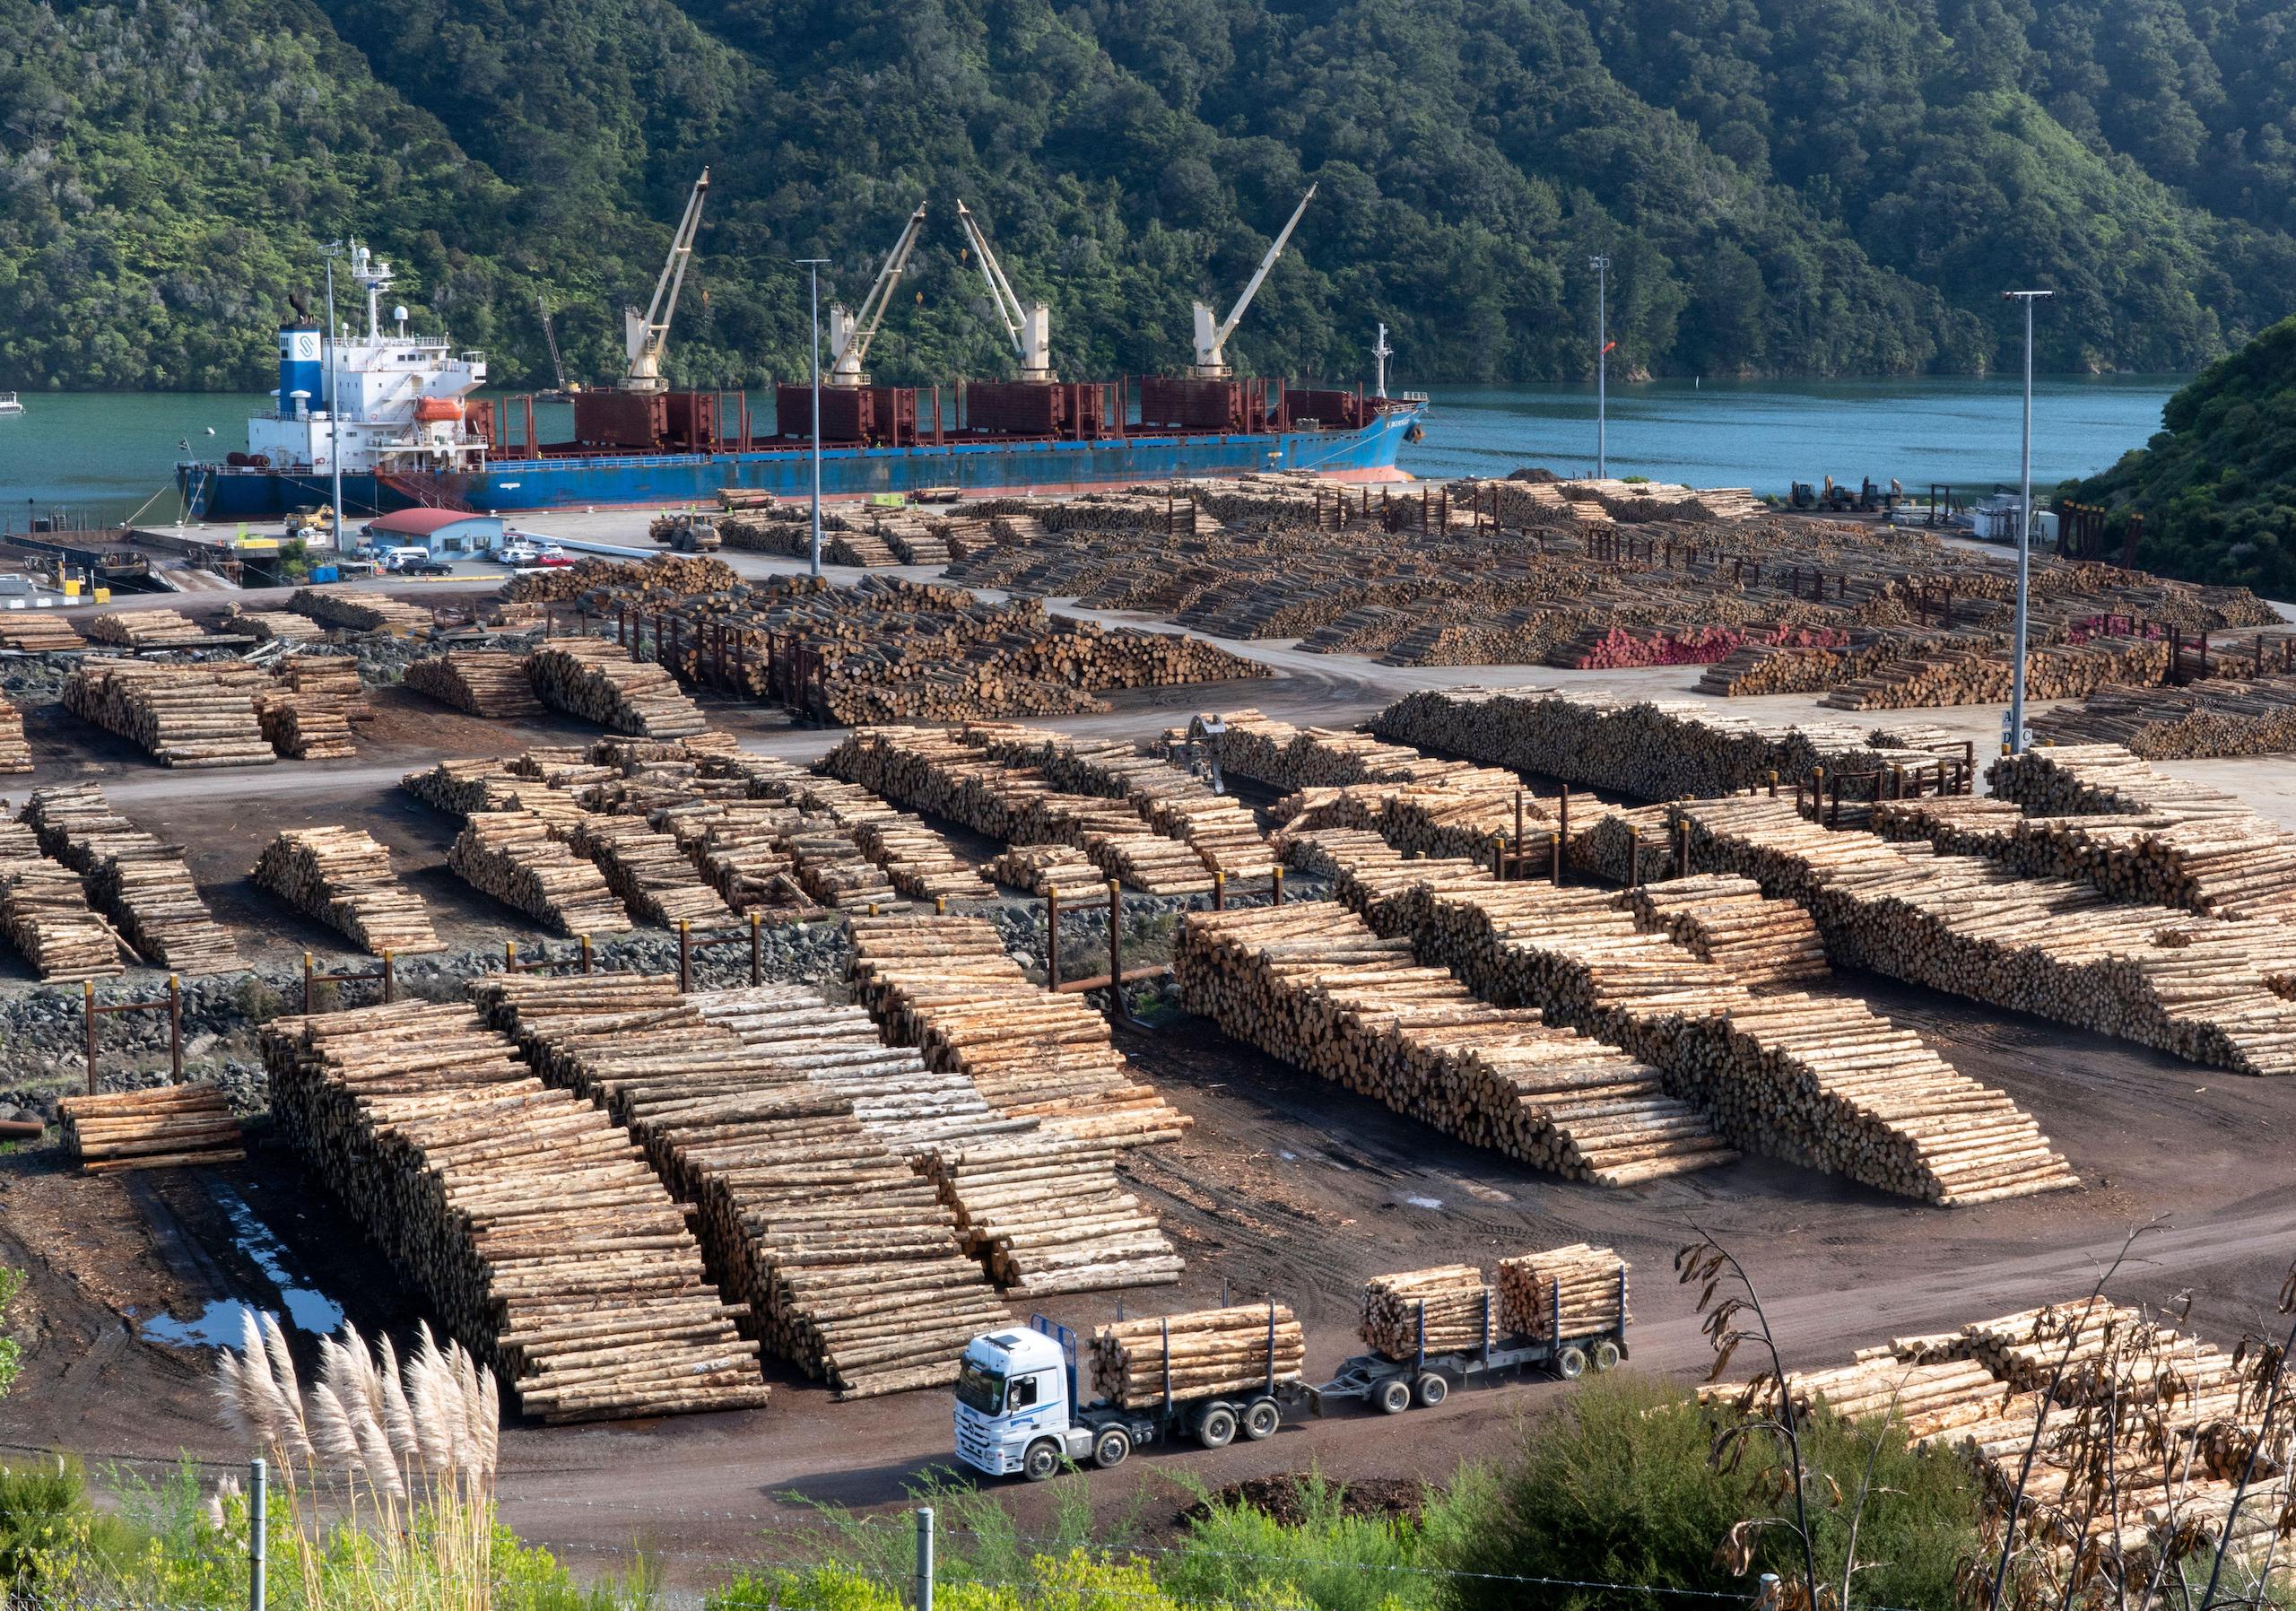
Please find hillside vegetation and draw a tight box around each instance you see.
[4,0,2296,390]
[2066,314,2296,597]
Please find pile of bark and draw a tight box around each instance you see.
[0,692,29,773]
[527,640,709,737]
[0,819,123,980]
[447,810,630,935]
[60,1085,244,1172]
[84,608,209,648]
[62,660,275,768]
[251,827,441,954]
[474,973,1012,1398]
[21,784,241,972]
[288,585,433,635]
[1174,893,1735,1187]
[404,649,545,718]
[260,1001,771,1421]
[1090,1304,1304,1406]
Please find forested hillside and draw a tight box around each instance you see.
[5,0,2296,390]
[2066,315,2296,597]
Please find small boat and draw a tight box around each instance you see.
[0,393,22,417]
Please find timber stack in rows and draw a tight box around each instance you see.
[251,827,441,954]
[253,689,356,760]
[62,661,275,768]
[84,609,209,648]
[60,1085,244,1172]
[563,814,733,927]
[447,810,630,936]
[0,693,30,773]
[1173,892,1735,1186]
[22,785,241,973]
[0,820,122,980]
[1089,1304,1304,1406]
[2029,671,2296,758]
[288,585,433,635]
[527,640,708,737]
[260,1000,771,1421]
[473,973,1012,1398]
[1619,875,1831,987]
[404,649,546,718]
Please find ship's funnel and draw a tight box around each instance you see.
[279,327,322,420]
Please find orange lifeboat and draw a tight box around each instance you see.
[413,396,464,424]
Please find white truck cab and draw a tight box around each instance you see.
[953,1324,1085,1480]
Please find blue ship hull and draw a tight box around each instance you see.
[181,407,1422,521]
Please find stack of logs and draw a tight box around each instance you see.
[0,692,29,773]
[288,586,433,635]
[60,1085,244,1172]
[1620,875,1831,987]
[221,607,324,643]
[21,784,241,972]
[0,819,123,980]
[2031,672,2296,759]
[251,827,441,954]
[0,614,85,652]
[447,811,630,936]
[1089,1305,1305,1405]
[404,650,546,718]
[62,661,275,768]
[84,609,209,648]
[528,640,709,738]
[1362,1267,1495,1357]
[1496,1244,1630,1340]
[260,1000,772,1421]
[563,814,733,927]
[254,690,356,759]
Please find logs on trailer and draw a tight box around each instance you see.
[0,820,123,980]
[403,650,546,718]
[288,585,433,635]
[60,1084,243,1172]
[1314,838,2076,1204]
[251,827,441,954]
[1361,1267,1495,1358]
[62,660,275,768]
[0,693,29,773]
[472,973,1010,1398]
[260,1001,770,1421]
[1496,1245,1629,1340]
[254,691,356,760]
[0,614,84,652]
[526,640,709,737]
[1090,1305,1305,1406]
[562,813,733,927]
[83,608,209,648]
[21,784,241,972]
[1172,895,1736,1186]
[1619,875,1831,988]
[1679,797,2296,1077]
[447,811,630,936]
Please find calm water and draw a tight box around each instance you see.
[0,376,2179,526]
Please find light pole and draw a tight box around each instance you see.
[1589,256,1610,478]
[321,240,347,553]
[2002,289,2052,755]
[795,258,828,576]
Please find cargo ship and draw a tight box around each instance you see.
[178,183,1424,522]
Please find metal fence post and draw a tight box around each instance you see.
[750,910,763,987]
[914,1504,935,1611]
[248,1456,268,1611]
[678,919,692,993]
[83,980,97,1095]
[169,974,183,1084]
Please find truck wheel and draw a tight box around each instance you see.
[1092,1427,1132,1469]
[1556,1346,1588,1380]
[1198,1406,1238,1449]
[1593,1340,1622,1373]
[1242,1399,1282,1441]
[1376,1378,1413,1415]
[1022,1439,1063,1482]
[1414,1372,1448,1407]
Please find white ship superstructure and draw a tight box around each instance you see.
[246,242,487,482]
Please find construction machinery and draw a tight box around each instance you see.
[827,203,926,388]
[620,169,710,395]
[956,201,1053,381]
[651,512,722,553]
[1189,186,1315,380]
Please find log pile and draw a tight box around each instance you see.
[275,654,371,724]
[985,843,1110,896]
[0,614,84,652]
[403,650,546,718]
[1090,1304,1304,1406]
[59,1084,243,1171]
[251,827,441,954]
[1496,1244,1629,1340]
[1174,895,1735,1185]
[260,1002,770,1421]
[0,819,123,980]
[83,608,208,648]
[1361,1267,1495,1358]
[2030,672,2296,758]
[527,640,709,737]
[21,784,240,972]
[62,660,274,768]
[254,690,356,760]
[1317,841,2076,1204]
[1819,636,2169,710]
[1619,875,1830,988]
[288,585,433,635]
[916,1134,1185,1294]
[447,810,630,935]
[0,692,29,773]
[1681,797,2296,1076]
[563,813,732,927]
[221,607,324,643]
[400,758,581,824]
[474,974,1010,1398]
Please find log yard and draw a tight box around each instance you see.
[3,471,2295,1581]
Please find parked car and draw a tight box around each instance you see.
[532,543,573,567]
[497,540,541,566]
[379,546,454,577]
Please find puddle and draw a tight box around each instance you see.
[1403,1194,1444,1210]
[1277,1149,1298,1162]
[137,1186,346,1348]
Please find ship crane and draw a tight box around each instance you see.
[621,167,709,394]
[955,201,1054,381]
[828,202,927,387]
[1189,184,1316,379]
